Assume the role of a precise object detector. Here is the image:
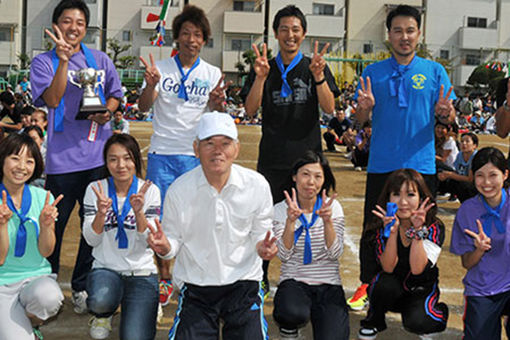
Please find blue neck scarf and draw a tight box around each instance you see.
[107,176,138,249]
[51,43,106,132]
[480,189,507,237]
[294,195,322,265]
[388,55,418,108]
[275,51,303,98]
[383,202,398,238]
[174,55,200,101]
[0,184,39,257]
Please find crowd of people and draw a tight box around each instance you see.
[1,1,510,340]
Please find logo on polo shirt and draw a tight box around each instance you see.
[412,74,426,90]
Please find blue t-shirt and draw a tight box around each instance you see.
[453,150,477,176]
[355,56,455,174]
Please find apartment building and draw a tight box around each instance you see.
[0,0,23,75]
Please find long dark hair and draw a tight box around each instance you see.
[365,169,437,235]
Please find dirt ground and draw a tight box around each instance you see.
[39,122,510,339]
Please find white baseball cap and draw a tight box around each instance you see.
[196,111,238,141]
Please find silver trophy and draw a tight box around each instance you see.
[69,68,107,119]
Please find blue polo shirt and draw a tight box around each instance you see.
[355,56,455,174]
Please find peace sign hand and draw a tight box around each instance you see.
[465,219,491,252]
[0,191,13,227]
[317,190,337,223]
[130,180,151,214]
[147,219,171,256]
[372,204,399,235]
[91,181,112,216]
[45,25,74,62]
[309,41,330,81]
[357,76,375,112]
[252,43,270,79]
[410,197,435,228]
[284,188,303,222]
[39,192,64,230]
[435,85,454,121]
[257,231,277,260]
[208,74,232,110]
[139,53,161,88]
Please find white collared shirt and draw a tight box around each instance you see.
[162,164,274,288]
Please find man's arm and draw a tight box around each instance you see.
[138,54,161,112]
[244,44,270,117]
[495,78,510,138]
[355,76,375,125]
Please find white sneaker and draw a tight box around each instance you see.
[89,316,112,340]
[71,290,88,314]
[344,151,352,159]
[355,166,362,172]
[279,328,301,339]
[157,303,163,325]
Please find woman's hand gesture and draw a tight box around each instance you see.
[0,191,13,227]
[372,204,399,235]
[465,219,491,252]
[91,182,112,216]
[410,197,435,228]
[283,188,303,222]
[317,189,337,223]
[39,191,63,230]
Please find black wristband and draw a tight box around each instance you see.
[315,78,326,86]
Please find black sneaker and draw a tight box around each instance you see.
[358,327,377,339]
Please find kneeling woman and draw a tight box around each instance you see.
[83,134,161,340]
[272,151,349,340]
[0,133,64,340]
[359,169,448,339]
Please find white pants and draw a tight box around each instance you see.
[0,275,63,339]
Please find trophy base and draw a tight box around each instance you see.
[76,97,108,120]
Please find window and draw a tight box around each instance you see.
[467,17,487,28]
[231,39,250,51]
[466,54,481,66]
[205,38,214,48]
[313,3,334,16]
[440,50,449,59]
[363,43,373,54]
[0,28,11,42]
[233,1,256,12]
[122,30,131,42]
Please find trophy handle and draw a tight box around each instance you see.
[94,70,106,91]
[68,70,82,88]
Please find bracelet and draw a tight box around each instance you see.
[405,226,429,240]
[315,78,326,85]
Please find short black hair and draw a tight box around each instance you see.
[0,91,15,106]
[24,125,44,140]
[52,0,90,27]
[461,132,478,146]
[172,5,211,43]
[273,5,307,33]
[289,150,335,195]
[386,5,421,30]
[103,134,143,178]
[0,133,44,183]
[21,105,35,116]
[471,147,507,180]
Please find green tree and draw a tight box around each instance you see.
[107,38,135,69]
[467,63,505,94]
[17,53,31,70]
[235,45,273,84]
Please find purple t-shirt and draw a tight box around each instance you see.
[30,48,122,174]
[450,190,510,296]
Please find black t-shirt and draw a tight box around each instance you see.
[328,117,352,136]
[496,77,508,107]
[240,56,340,170]
[0,102,22,124]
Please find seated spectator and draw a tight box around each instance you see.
[435,121,458,171]
[31,107,48,136]
[484,114,496,134]
[437,132,478,202]
[358,169,448,339]
[323,108,354,153]
[18,105,35,134]
[470,110,485,132]
[110,106,129,134]
[351,121,371,170]
[456,113,471,133]
[272,151,349,340]
[0,91,23,134]
[23,125,47,188]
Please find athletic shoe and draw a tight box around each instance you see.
[358,327,377,339]
[157,302,164,325]
[355,166,362,172]
[279,328,301,339]
[344,151,352,160]
[347,283,369,310]
[159,279,173,306]
[33,326,44,340]
[89,316,112,340]
[261,280,270,300]
[71,290,88,314]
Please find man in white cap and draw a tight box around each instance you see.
[147,112,277,340]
